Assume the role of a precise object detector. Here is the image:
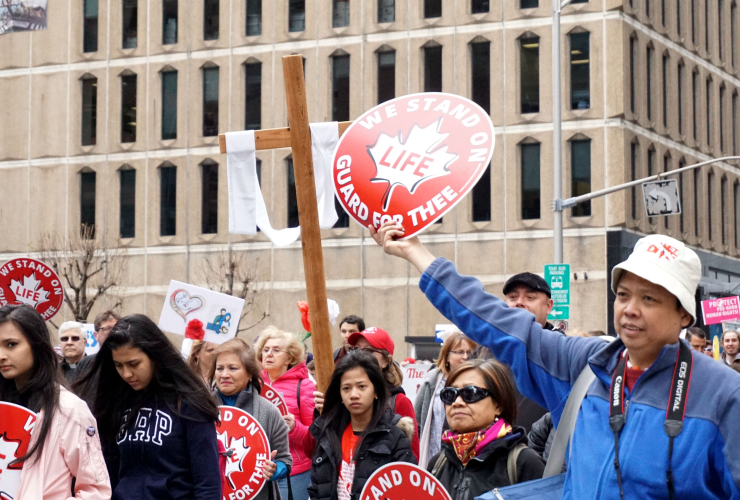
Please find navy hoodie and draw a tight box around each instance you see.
[113,395,221,500]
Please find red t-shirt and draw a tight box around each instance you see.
[337,425,360,500]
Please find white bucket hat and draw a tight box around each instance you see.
[611,235,701,324]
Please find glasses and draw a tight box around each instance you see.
[60,336,81,343]
[99,326,113,333]
[449,350,473,357]
[440,385,491,405]
[262,347,283,356]
[347,346,382,354]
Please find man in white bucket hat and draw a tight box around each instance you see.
[372,223,740,499]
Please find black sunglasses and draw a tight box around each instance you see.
[440,385,491,405]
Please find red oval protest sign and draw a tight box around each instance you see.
[0,402,37,499]
[0,258,64,321]
[217,406,271,500]
[360,462,451,500]
[260,384,289,417]
[333,93,495,239]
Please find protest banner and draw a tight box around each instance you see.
[260,384,289,417]
[401,363,433,402]
[359,462,451,500]
[0,257,64,321]
[217,406,271,500]
[0,402,37,500]
[701,296,740,325]
[333,92,495,239]
[82,323,99,355]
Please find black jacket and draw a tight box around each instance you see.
[307,412,416,500]
[427,426,545,500]
[527,412,555,461]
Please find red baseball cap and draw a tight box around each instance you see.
[348,327,395,355]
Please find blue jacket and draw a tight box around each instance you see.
[420,258,740,499]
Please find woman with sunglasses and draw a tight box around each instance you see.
[255,327,316,500]
[428,359,544,498]
[306,350,416,500]
[414,331,477,466]
[0,305,111,499]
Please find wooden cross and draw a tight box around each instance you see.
[219,55,351,394]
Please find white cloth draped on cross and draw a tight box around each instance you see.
[226,122,340,246]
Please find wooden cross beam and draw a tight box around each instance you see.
[218,55,351,395]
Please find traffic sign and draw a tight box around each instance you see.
[544,264,570,306]
[549,305,570,320]
[642,179,681,217]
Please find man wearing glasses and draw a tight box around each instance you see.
[75,310,120,374]
[58,321,88,381]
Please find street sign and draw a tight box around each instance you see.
[545,264,570,321]
[642,179,681,217]
[549,305,570,320]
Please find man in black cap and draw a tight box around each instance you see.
[502,272,560,332]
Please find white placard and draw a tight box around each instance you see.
[158,280,245,344]
[401,363,433,402]
[83,323,99,355]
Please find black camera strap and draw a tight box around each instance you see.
[608,341,693,500]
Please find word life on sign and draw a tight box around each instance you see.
[545,264,571,321]
[217,407,271,500]
[701,296,740,325]
[260,384,289,417]
[0,402,37,500]
[642,179,682,217]
[333,92,495,239]
[360,462,451,500]
[0,258,64,321]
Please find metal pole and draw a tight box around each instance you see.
[552,0,563,264]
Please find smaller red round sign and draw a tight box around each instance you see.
[0,402,38,499]
[0,258,65,321]
[217,406,272,500]
[359,463,452,500]
[260,384,290,417]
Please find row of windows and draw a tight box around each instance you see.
[79,33,591,145]
[630,142,740,248]
[81,0,496,53]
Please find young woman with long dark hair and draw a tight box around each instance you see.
[306,351,416,500]
[0,304,111,499]
[76,314,221,500]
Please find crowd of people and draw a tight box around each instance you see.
[1,229,740,500]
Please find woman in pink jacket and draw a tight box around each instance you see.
[256,327,316,500]
[0,304,111,500]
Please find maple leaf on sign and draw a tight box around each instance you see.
[367,118,458,211]
[0,432,24,500]
[9,273,49,308]
[217,431,251,490]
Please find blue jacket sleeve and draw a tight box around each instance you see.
[185,415,222,499]
[419,258,604,420]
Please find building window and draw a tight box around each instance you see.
[678,0,682,35]
[630,37,637,114]
[201,161,219,234]
[679,159,686,233]
[120,168,136,238]
[648,148,656,223]
[161,70,177,140]
[471,0,490,12]
[662,0,667,26]
[733,92,738,154]
[521,0,537,8]
[160,165,177,236]
[692,70,699,141]
[204,0,219,40]
[732,2,737,68]
[663,155,670,229]
[631,142,638,220]
[246,0,261,36]
[289,0,305,31]
[520,37,540,114]
[647,0,651,18]
[735,181,739,248]
[471,164,491,221]
[708,171,714,241]
[692,0,697,44]
[662,54,668,127]
[122,0,137,49]
[81,77,97,146]
[678,64,684,134]
[425,0,441,17]
[287,158,299,227]
[83,0,98,52]
[721,176,728,245]
[333,0,349,27]
[706,0,711,53]
[694,168,701,237]
[569,33,590,110]
[706,78,712,146]
[80,171,96,238]
[571,139,591,216]
[521,143,541,220]
[245,62,261,130]
[646,46,654,121]
[424,45,442,93]
[332,55,350,121]
[471,40,491,113]
[163,0,178,44]
[377,50,395,104]
[121,74,137,143]
[720,0,725,59]
[203,66,219,137]
[378,0,395,22]
[720,85,726,152]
